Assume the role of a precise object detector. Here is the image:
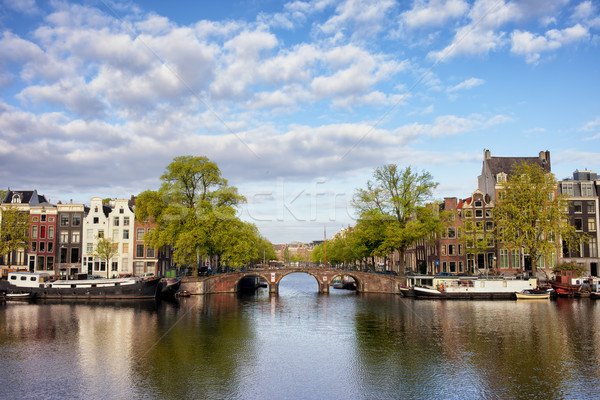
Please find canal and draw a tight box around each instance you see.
[1,273,600,399]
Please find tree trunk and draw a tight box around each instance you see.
[398,248,406,277]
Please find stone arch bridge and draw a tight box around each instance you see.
[180,268,403,295]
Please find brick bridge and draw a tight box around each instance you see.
[180,268,403,295]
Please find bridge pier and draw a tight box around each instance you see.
[269,282,278,294]
[319,282,329,294]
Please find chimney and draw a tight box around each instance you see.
[484,149,491,159]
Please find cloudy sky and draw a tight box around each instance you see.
[1,0,599,243]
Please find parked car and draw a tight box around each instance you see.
[199,266,212,276]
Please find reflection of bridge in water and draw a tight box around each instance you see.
[180,268,403,295]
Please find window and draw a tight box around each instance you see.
[499,249,508,268]
[60,215,69,226]
[48,226,54,239]
[574,218,583,231]
[590,238,598,258]
[72,232,80,244]
[119,208,124,214]
[487,253,495,269]
[41,214,46,222]
[474,200,483,208]
[449,261,456,273]
[113,217,119,226]
[60,231,69,243]
[458,244,463,255]
[124,217,130,226]
[38,256,44,270]
[137,228,145,240]
[60,247,68,263]
[122,243,129,254]
[511,250,520,268]
[87,229,93,239]
[32,216,39,222]
[113,229,119,240]
[146,247,155,258]
[38,241,45,252]
[112,261,118,271]
[136,244,144,257]
[40,226,46,239]
[475,209,483,218]
[47,242,53,252]
[562,182,574,196]
[87,243,93,253]
[32,226,38,238]
[123,229,129,239]
[71,248,80,263]
[448,245,455,255]
[589,218,596,231]
[31,242,37,251]
[485,210,492,218]
[98,230,104,238]
[121,258,129,272]
[581,183,594,197]
[47,257,54,271]
[448,228,456,238]
[134,262,144,275]
[72,215,81,226]
[93,217,99,224]
[485,221,494,231]
[49,217,54,222]
[574,202,582,213]
[588,202,595,213]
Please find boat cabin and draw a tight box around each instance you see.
[7,272,52,288]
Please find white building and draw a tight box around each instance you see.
[82,197,134,277]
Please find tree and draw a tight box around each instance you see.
[0,205,30,268]
[353,165,444,275]
[135,156,247,274]
[493,162,576,276]
[93,236,119,278]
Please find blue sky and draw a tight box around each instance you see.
[1,0,599,243]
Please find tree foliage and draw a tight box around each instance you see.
[135,156,271,273]
[352,165,445,274]
[0,205,30,268]
[493,162,576,274]
[93,236,119,278]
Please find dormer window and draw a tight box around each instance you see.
[496,173,507,183]
[11,193,22,203]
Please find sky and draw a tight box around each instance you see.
[1,0,599,244]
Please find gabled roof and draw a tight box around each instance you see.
[482,150,551,176]
[2,190,48,205]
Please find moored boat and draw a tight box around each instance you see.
[0,271,160,300]
[408,275,538,299]
[159,277,182,299]
[515,289,551,300]
[6,292,36,301]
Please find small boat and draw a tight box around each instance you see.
[159,278,181,299]
[177,290,190,297]
[6,292,36,301]
[413,286,444,297]
[515,289,551,300]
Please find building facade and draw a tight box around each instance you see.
[559,170,600,275]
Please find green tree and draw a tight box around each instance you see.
[93,236,119,278]
[493,162,576,275]
[135,156,246,274]
[353,165,444,275]
[0,205,30,268]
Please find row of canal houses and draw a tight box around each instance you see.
[386,149,600,278]
[0,194,171,278]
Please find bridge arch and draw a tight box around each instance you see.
[181,268,401,295]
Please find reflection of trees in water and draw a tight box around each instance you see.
[131,294,254,399]
[354,297,598,398]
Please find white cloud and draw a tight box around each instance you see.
[318,0,395,40]
[401,0,469,30]
[510,24,589,63]
[447,77,485,92]
[581,117,600,131]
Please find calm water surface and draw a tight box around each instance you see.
[1,273,600,399]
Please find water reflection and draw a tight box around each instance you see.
[2,275,600,399]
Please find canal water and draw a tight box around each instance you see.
[1,273,600,400]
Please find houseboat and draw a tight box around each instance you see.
[0,271,160,300]
[405,274,538,299]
